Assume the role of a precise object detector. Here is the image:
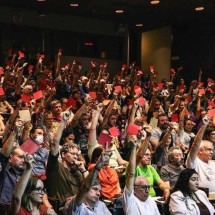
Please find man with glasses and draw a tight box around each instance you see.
[186,115,215,194]
[160,146,185,190]
[123,137,160,215]
[46,109,88,208]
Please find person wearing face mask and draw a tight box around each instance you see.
[22,125,49,177]
[169,168,215,215]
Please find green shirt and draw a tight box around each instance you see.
[135,165,160,196]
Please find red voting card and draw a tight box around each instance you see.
[171,113,179,122]
[18,51,24,58]
[198,82,204,87]
[199,89,205,95]
[134,85,140,90]
[21,94,31,103]
[138,97,146,106]
[208,101,215,107]
[66,97,76,108]
[114,86,122,93]
[138,70,143,75]
[207,78,213,83]
[157,82,163,89]
[127,123,140,135]
[179,85,185,90]
[89,92,97,99]
[28,65,34,71]
[208,109,215,118]
[20,138,39,154]
[33,91,43,100]
[109,127,119,137]
[98,133,113,148]
[0,88,5,96]
[135,87,142,95]
[49,82,55,88]
[185,95,192,103]
[0,68,4,75]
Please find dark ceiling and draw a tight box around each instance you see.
[1,0,215,31]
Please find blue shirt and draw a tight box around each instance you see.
[0,153,23,205]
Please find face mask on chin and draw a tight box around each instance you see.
[35,135,44,144]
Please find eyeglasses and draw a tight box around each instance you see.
[34,187,46,194]
[134,185,152,191]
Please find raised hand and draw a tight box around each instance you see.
[61,107,72,121]
[24,154,34,169]
[202,115,210,125]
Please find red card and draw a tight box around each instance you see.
[134,85,140,90]
[0,68,4,75]
[109,127,119,137]
[150,65,154,72]
[89,92,97,99]
[98,133,113,148]
[21,94,31,103]
[114,86,122,93]
[207,109,215,118]
[20,138,39,154]
[171,68,176,74]
[179,85,185,90]
[122,64,127,70]
[185,94,192,103]
[33,91,43,100]
[138,97,146,106]
[208,101,215,107]
[127,123,140,135]
[171,113,179,122]
[135,87,142,95]
[138,70,143,75]
[207,78,213,83]
[157,82,163,89]
[199,89,205,95]
[18,51,24,58]
[40,54,45,59]
[0,88,5,95]
[66,97,76,107]
[198,82,204,88]
[28,65,34,71]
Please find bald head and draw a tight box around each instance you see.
[198,140,214,163]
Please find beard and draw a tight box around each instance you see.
[160,123,169,130]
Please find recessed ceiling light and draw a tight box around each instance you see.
[70,3,79,7]
[151,0,160,5]
[37,0,46,2]
[136,24,143,27]
[115,10,124,14]
[195,6,204,11]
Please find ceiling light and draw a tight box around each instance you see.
[115,10,124,14]
[70,3,79,7]
[151,0,160,5]
[136,24,143,27]
[195,6,204,11]
[37,0,46,2]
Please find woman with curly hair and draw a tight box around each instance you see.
[169,168,214,215]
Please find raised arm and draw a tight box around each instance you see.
[75,151,112,205]
[136,127,152,164]
[186,115,210,166]
[51,108,72,156]
[10,154,34,215]
[69,97,90,128]
[88,103,103,146]
[101,91,117,127]
[125,136,138,192]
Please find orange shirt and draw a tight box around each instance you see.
[88,164,121,199]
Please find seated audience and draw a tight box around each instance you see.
[122,136,160,215]
[169,168,215,215]
[64,151,112,215]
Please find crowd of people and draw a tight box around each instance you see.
[0,48,215,215]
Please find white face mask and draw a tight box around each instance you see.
[35,135,44,144]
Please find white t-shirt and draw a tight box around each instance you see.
[122,187,160,215]
[186,156,215,193]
